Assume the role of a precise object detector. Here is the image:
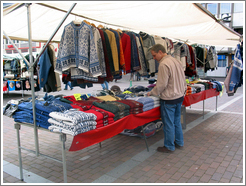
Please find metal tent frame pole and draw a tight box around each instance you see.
[3,31,30,66]
[8,3,77,183]
[26,3,39,156]
[32,3,77,68]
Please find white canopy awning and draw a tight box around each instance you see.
[2,2,242,47]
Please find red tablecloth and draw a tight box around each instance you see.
[182,88,219,107]
[69,89,219,151]
[69,107,161,151]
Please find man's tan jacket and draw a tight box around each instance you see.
[149,55,187,100]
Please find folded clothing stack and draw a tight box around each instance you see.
[12,98,72,129]
[124,85,149,93]
[116,100,144,114]
[64,96,103,111]
[48,109,97,136]
[84,107,115,128]
[188,84,202,93]
[105,101,130,119]
[126,96,160,111]
[186,85,196,95]
[35,98,72,128]
[93,101,130,121]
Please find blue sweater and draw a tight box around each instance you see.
[55,21,101,79]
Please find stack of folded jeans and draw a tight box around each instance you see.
[35,98,72,129]
[48,109,97,136]
[12,100,37,124]
[12,98,72,129]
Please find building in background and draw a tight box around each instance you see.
[201,2,243,77]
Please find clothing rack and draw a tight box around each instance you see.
[171,39,189,55]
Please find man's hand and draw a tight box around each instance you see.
[146,92,151,96]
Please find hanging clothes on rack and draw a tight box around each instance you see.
[194,46,204,67]
[224,43,243,95]
[135,33,148,76]
[91,26,107,78]
[185,44,197,77]
[125,31,141,72]
[139,31,156,75]
[97,27,114,82]
[205,46,218,73]
[162,37,174,55]
[104,29,120,75]
[120,31,132,74]
[43,44,61,92]
[109,28,126,74]
[55,21,102,82]
[38,44,60,92]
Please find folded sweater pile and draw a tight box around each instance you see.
[116,100,144,114]
[126,96,160,111]
[84,107,115,128]
[93,101,130,121]
[48,109,97,136]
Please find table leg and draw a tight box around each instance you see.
[15,123,24,181]
[203,100,205,119]
[141,125,149,152]
[60,133,67,183]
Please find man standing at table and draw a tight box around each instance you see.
[147,44,186,153]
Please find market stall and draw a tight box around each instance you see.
[2,2,242,183]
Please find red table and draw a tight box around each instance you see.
[69,89,220,151]
[183,88,220,107]
[69,107,161,151]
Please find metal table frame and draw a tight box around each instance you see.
[181,94,218,129]
[14,121,149,183]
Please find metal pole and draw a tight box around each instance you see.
[141,125,149,152]
[203,100,205,119]
[15,124,24,181]
[3,31,30,66]
[216,96,218,111]
[26,3,39,156]
[60,134,67,183]
[32,3,77,67]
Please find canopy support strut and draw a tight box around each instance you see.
[32,3,77,68]
[3,31,30,66]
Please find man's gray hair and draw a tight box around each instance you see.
[150,44,167,53]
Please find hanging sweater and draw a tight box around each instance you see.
[91,26,107,78]
[120,32,132,74]
[55,21,101,79]
[105,29,119,73]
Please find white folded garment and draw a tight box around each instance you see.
[49,110,97,125]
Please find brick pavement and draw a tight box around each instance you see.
[2,76,244,184]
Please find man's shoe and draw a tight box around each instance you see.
[157,146,173,153]
[64,88,67,90]
[70,88,73,90]
[174,142,183,149]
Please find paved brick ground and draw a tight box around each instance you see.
[2,75,244,184]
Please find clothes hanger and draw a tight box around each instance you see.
[117,28,122,33]
[98,24,104,29]
[73,16,82,25]
[91,23,96,28]
[83,20,91,25]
